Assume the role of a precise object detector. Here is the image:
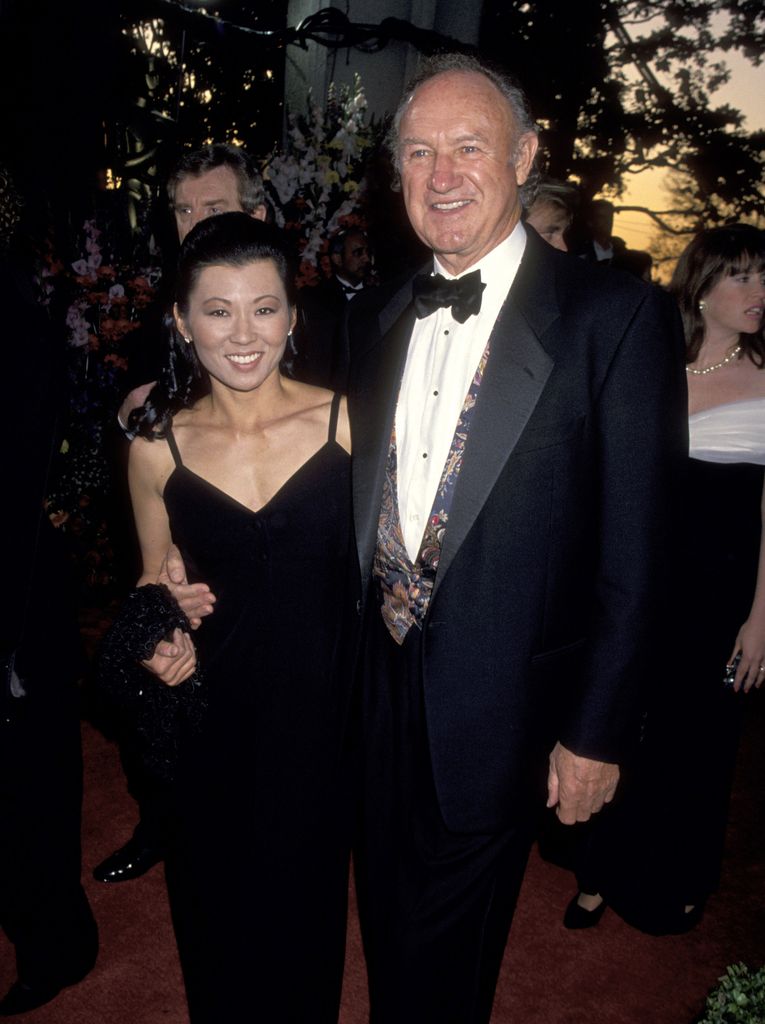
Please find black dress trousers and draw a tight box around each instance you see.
[355,606,534,1024]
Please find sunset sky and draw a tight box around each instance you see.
[613,46,764,257]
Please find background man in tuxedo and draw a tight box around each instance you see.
[294,227,373,388]
[1,164,98,1015]
[345,52,686,1022]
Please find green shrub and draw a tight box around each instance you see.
[697,964,765,1023]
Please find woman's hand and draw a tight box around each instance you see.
[141,627,197,687]
[729,619,765,692]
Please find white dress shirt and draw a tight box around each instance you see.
[395,223,527,560]
[335,274,364,299]
[593,239,614,262]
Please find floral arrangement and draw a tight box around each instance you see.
[64,219,160,351]
[263,73,375,286]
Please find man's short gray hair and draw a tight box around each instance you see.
[386,52,539,207]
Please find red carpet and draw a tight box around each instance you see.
[2,668,763,1022]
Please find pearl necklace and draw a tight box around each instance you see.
[686,345,742,375]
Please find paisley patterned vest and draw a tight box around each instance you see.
[373,343,492,645]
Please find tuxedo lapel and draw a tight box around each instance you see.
[433,238,559,596]
[351,279,416,583]
[350,238,561,598]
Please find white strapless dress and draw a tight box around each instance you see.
[689,397,765,465]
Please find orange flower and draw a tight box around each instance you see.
[48,510,70,528]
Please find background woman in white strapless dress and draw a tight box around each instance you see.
[565,223,765,934]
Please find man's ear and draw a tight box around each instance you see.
[513,131,539,186]
[330,252,343,272]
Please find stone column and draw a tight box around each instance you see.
[285,0,480,123]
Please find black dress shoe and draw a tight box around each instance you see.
[563,893,607,930]
[93,837,163,883]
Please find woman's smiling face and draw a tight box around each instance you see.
[175,258,295,393]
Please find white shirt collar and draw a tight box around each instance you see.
[593,239,613,261]
[335,274,364,295]
[431,222,527,327]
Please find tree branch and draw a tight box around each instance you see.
[615,205,698,234]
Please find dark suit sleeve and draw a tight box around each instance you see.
[559,284,687,762]
[0,261,84,688]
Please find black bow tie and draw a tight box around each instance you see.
[412,269,485,324]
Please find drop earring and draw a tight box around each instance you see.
[698,300,706,313]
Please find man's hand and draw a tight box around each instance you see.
[157,543,216,630]
[546,742,619,825]
[141,627,196,686]
[118,381,156,433]
[728,618,765,693]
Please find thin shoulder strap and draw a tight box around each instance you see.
[165,426,184,469]
[327,391,342,443]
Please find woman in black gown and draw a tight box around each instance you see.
[128,214,353,1021]
[564,223,765,933]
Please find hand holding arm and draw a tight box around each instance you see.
[118,381,156,435]
[155,543,216,630]
[546,742,619,825]
[126,438,205,686]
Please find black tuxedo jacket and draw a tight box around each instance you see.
[346,230,687,833]
[294,276,360,389]
[1,260,84,692]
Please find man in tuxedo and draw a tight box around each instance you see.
[294,228,373,387]
[1,165,98,1015]
[576,197,630,268]
[344,52,686,1022]
[155,52,686,1022]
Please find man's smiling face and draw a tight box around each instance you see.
[398,70,537,276]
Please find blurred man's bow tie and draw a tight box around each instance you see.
[412,269,485,324]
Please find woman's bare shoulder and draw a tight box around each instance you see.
[129,430,175,491]
[282,381,350,452]
[286,378,334,406]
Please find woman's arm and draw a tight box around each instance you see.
[336,395,352,454]
[730,475,765,692]
[128,436,174,585]
[128,437,197,686]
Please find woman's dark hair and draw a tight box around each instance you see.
[669,223,765,366]
[130,213,296,438]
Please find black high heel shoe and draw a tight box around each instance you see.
[563,893,607,930]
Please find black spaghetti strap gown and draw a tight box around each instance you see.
[161,393,353,1022]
